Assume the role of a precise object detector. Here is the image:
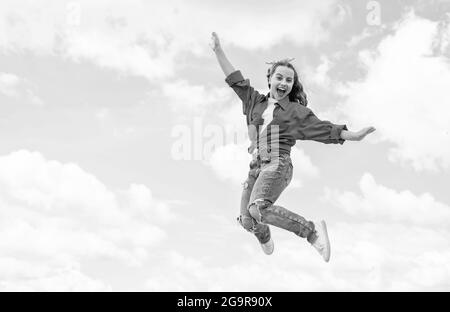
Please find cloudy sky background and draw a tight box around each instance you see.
[1,0,449,291]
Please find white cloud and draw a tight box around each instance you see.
[305,55,333,89]
[337,13,450,171]
[330,222,450,291]
[0,150,173,290]
[143,171,450,291]
[347,25,387,48]
[144,249,325,291]
[204,0,343,50]
[0,258,111,291]
[206,143,252,185]
[0,72,20,97]
[290,146,320,180]
[0,0,342,81]
[4,150,443,291]
[163,80,232,115]
[320,172,450,287]
[121,184,176,224]
[0,72,44,105]
[323,172,450,226]
[144,221,450,291]
[403,251,450,289]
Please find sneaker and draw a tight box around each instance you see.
[311,220,331,262]
[260,237,274,255]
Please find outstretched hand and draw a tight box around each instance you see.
[210,32,221,52]
[353,126,376,141]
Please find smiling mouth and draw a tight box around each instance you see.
[276,87,287,97]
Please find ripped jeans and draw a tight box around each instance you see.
[238,153,317,244]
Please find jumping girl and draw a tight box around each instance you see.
[210,32,375,262]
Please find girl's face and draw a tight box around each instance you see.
[269,66,295,101]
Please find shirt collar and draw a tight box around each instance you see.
[266,93,289,110]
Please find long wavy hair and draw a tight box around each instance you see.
[266,60,308,107]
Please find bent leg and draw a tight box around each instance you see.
[237,165,271,244]
[248,154,318,243]
[248,199,317,243]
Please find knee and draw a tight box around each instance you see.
[237,215,257,232]
[243,174,256,190]
[248,199,271,223]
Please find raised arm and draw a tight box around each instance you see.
[210,32,235,77]
[211,32,264,117]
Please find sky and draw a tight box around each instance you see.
[0,0,449,291]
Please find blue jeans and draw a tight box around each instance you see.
[238,153,317,244]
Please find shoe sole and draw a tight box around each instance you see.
[320,220,331,262]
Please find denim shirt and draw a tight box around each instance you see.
[225,70,348,155]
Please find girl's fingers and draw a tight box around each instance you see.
[359,127,376,140]
[210,32,218,50]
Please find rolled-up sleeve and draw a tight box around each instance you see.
[225,70,261,116]
[293,109,347,144]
